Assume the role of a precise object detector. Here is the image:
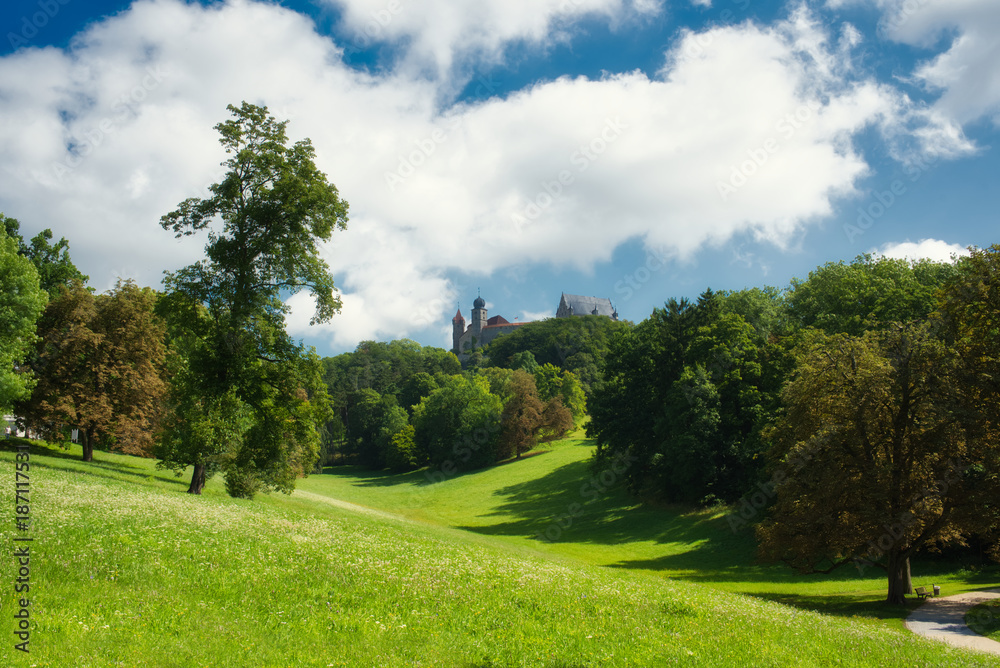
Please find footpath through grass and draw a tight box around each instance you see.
[298,431,1000,631]
[1,438,998,666]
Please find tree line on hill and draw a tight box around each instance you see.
[318,339,584,472]
[2,101,998,604]
[586,251,1000,603]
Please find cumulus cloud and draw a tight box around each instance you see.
[873,238,969,263]
[329,0,665,82]
[876,0,1000,126]
[0,0,979,350]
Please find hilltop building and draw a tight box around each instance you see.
[452,293,526,356]
[452,292,618,358]
[555,293,618,320]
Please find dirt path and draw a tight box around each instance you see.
[292,489,413,523]
[905,588,1000,655]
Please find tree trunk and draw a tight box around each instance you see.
[886,551,913,604]
[188,463,207,495]
[81,427,94,462]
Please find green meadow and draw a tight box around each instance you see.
[968,600,1000,642]
[2,434,999,666]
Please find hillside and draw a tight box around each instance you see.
[1,440,998,666]
[298,431,1000,626]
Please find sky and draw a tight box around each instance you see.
[1,0,997,356]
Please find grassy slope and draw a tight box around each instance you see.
[297,431,1000,629]
[0,439,996,666]
[968,600,1000,641]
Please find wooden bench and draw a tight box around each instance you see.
[914,586,932,599]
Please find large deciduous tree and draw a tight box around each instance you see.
[19,280,167,461]
[758,323,999,604]
[0,225,47,412]
[158,102,346,496]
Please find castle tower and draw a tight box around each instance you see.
[471,291,487,339]
[452,308,466,354]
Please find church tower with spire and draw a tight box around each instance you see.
[452,307,466,355]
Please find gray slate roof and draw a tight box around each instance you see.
[557,293,616,318]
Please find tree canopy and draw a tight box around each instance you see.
[757,323,998,604]
[587,289,791,504]
[483,314,631,395]
[787,254,956,336]
[18,280,167,461]
[0,225,47,412]
[2,213,88,297]
[157,102,346,496]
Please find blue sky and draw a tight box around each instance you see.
[1,0,997,356]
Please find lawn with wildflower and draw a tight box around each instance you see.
[299,430,1000,629]
[1,439,998,667]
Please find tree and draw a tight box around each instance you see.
[0,226,47,412]
[497,370,545,461]
[538,397,574,444]
[158,102,347,496]
[19,280,167,461]
[2,214,88,297]
[787,254,957,336]
[342,389,408,469]
[484,314,631,395]
[757,324,999,604]
[399,371,438,413]
[533,363,586,424]
[588,291,787,504]
[412,374,502,471]
[386,424,419,471]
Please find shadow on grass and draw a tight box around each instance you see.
[321,465,446,488]
[318,433,595,490]
[5,439,190,490]
[744,590,917,622]
[443,456,758,568]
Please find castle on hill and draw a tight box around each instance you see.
[452,292,618,357]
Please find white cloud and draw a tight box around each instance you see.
[329,0,665,83]
[0,0,977,351]
[873,238,969,263]
[877,0,1000,126]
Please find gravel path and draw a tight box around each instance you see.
[905,588,1000,655]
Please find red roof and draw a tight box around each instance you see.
[452,308,464,322]
[486,315,510,325]
[482,321,526,330]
